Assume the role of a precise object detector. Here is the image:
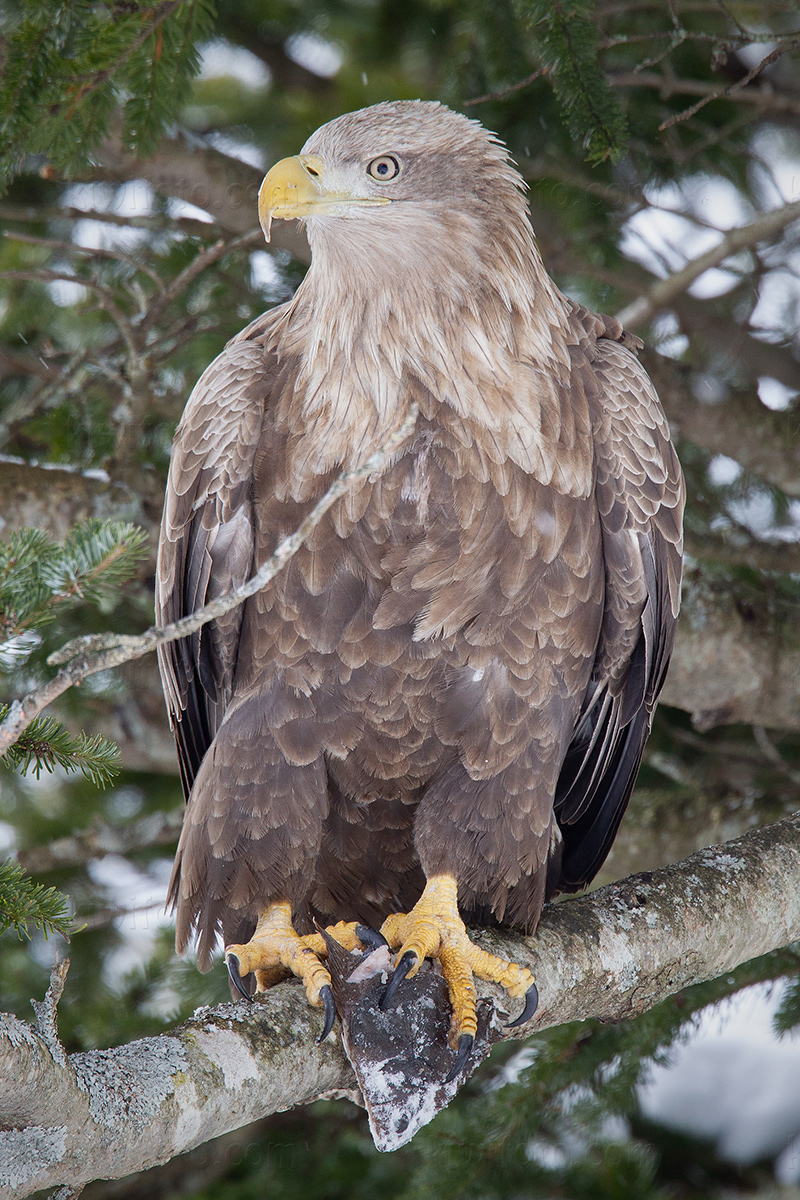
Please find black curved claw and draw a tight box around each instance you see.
[318,984,337,1042]
[445,1033,474,1083]
[505,981,539,1028]
[355,924,389,951]
[379,949,417,1011]
[226,953,253,1002]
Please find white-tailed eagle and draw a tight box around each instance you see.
[156,100,684,1080]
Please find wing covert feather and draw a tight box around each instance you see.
[554,333,684,889]
[156,338,268,797]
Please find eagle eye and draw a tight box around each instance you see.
[367,155,400,181]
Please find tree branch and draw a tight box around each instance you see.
[4,812,800,1197]
[616,198,800,329]
[0,458,148,542]
[16,809,183,875]
[609,69,800,119]
[670,291,800,396]
[0,407,419,758]
[658,41,800,132]
[684,528,800,574]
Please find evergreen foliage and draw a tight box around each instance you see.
[0,0,216,193]
[0,519,147,668]
[0,857,74,940]
[0,707,120,787]
[516,0,628,163]
[0,518,145,780]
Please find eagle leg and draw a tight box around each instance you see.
[225,906,364,1040]
[379,874,537,1069]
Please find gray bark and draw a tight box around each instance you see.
[0,459,147,544]
[3,812,800,1199]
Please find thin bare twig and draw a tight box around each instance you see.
[0,203,218,239]
[609,69,800,118]
[660,40,800,130]
[136,228,263,337]
[18,809,183,875]
[0,268,141,363]
[75,900,169,932]
[616,197,800,328]
[4,231,165,291]
[0,406,420,759]
[753,726,800,787]
[463,65,550,108]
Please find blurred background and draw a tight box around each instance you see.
[2,1,800,1195]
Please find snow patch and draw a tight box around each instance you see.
[194,1026,259,1091]
[597,925,640,991]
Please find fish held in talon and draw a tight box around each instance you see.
[157,99,684,1149]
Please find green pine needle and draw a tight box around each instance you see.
[517,0,628,164]
[0,0,217,194]
[0,707,121,788]
[0,858,75,940]
[0,519,148,659]
[40,519,149,606]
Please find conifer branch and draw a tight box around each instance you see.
[0,408,420,759]
[517,0,628,163]
[1,710,120,789]
[57,2,183,116]
[0,860,75,941]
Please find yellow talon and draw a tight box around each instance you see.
[225,901,330,1005]
[380,874,536,1047]
[225,907,365,1007]
[300,920,367,958]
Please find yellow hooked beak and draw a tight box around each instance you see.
[258,154,391,241]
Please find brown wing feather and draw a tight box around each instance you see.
[155,337,269,798]
[554,322,685,890]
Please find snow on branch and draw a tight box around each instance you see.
[3,811,800,1198]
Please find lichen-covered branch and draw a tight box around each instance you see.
[3,812,800,1199]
